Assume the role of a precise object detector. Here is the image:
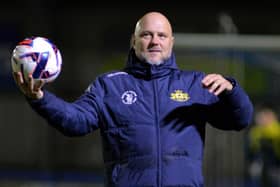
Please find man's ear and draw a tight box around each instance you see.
[130,34,135,49]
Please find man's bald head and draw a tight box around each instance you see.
[134,12,173,36]
[132,12,174,65]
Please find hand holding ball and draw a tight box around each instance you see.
[11,36,62,83]
[11,36,63,99]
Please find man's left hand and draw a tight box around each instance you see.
[201,74,233,96]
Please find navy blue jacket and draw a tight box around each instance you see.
[29,49,253,187]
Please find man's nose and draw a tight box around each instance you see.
[150,35,160,44]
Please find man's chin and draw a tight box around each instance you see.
[139,54,164,65]
[145,57,164,65]
[146,60,163,65]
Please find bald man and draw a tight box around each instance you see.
[13,12,253,186]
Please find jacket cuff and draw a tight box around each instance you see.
[26,90,50,107]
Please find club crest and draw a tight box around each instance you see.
[121,90,137,104]
[170,90,190,102]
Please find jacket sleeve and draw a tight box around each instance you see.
[27,79,103,136]
[206,77,254,131]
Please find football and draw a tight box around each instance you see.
[11,36,62,83]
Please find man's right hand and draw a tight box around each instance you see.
[13,72,45,100]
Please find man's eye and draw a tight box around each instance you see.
[141,33,151,38]
[158,34,167,39]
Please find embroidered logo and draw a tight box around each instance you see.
[170,90,190,102]
[121,90,137,104]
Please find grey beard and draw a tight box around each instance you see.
[146,60,164,66]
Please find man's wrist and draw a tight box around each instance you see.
[25,90,44,100]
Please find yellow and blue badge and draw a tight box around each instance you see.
[170,90,190,102]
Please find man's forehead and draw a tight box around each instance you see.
[135,16,172,35]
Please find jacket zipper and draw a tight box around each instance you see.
[153,79,161,186]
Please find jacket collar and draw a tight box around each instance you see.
[124,48,178,79]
